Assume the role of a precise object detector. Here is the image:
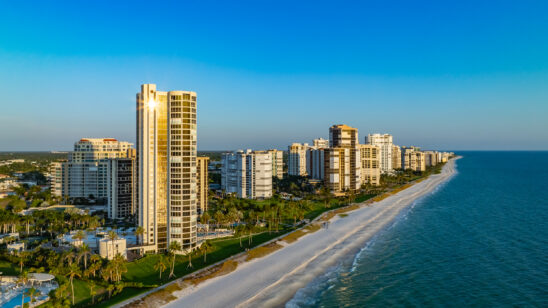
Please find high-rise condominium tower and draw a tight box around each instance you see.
[221,150,273,199]
[267,149,284,179]
[366,134,393,173]
[137,84,197,253]
[288,143,308,176]
[52,138,134,206]
[326,125,361,192]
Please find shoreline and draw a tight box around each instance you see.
[156,157,459,308]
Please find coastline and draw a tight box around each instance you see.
[118,158,459,308]
[160,158,459,308]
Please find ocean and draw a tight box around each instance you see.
[287,152,548,307]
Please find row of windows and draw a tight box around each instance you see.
[170,94,196,101]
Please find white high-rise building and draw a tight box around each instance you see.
[52,138,134,204]
[366,134,393,173]
[307,148,325,180]
[267,149,284,179]
[288,143,308,176]
[137,84,197,253]
[221,150,272,199]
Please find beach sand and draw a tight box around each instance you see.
[160,159,458,308]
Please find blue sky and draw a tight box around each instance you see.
[1,0,547,151]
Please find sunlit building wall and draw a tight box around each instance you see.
[137,84,197,253]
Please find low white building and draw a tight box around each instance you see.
[99,238,127,260]
[7,242,25,254]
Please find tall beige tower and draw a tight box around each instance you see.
[196,156,209,214]
[137,84,197,253]
[327,124,361,192]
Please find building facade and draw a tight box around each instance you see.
[402,147,426,172]
[313,138,329,149]
[326,125,361,193]
[366,134,393,173]
[137,84,198,253]
[49,162,64,197]
[52,138,134,203]
[307,148,325,180]
[267,149,284,179]
[221,150,272,199]
[359,144,381,186]
[392,145,402,170]
[424,151,439,167]
[288,143,308,176]
[107,158,135,219]
[99,238,127,260]
[196,156,209,214]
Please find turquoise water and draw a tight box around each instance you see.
[288,152,548,307]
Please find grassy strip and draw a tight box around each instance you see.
[187,259,239,286]
[321,204,361,221]
[245,242,284,261]
[281,223,321,244]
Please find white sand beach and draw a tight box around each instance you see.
[160,158,458,308]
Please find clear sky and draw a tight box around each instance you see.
[1,0,547,151]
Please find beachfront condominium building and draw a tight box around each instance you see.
[137,84,198,253]
[49,162,64,197]
[267,149,284,179]
[330,124,359,148]
[288,143,308,176]
[366,134,393,173]
[392,145,402,170]
[107,156,135,220]
[326,125,361,193]
[221,150,272,199]
[196,157,209,214]
[307,148,325,180]
[424,151,439,167]
[324,147,361,193]
[313,138,329,149]
[402,147,426,172]
[359,144,381,186]
[52,138,134,203]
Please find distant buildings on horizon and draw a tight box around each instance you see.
[47,83,453,254]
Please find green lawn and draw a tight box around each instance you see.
[0,259,19,275]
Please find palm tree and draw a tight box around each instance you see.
[110,254,127,282]
[25,287,40,304]
[17,271,29,308]
[201,241,212,263]
[18,251,27,273]
[72,229,86,243]
[214,211,224,235]
[107,230,119,259]
[201,212,211,226]
[78,243,92,269]
[321,186,332,208]
[88,254,101,278]
[154,255,167,279]
[134,226,144,246]
[64,251,76,266]
[66,263,82,305]
[168,241,182,278]
[89,281,97,304]
[107,284,115,299]
[186,249,194,269]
